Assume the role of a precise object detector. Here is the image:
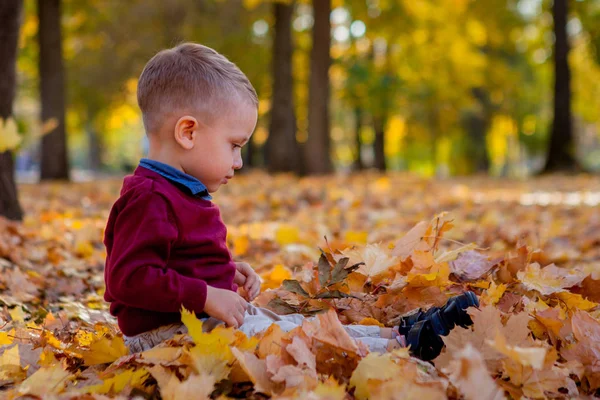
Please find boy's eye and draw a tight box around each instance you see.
[232,144,242,149]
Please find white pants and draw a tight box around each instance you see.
[124,304,390,353]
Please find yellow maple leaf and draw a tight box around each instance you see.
[81,368,149,394]
[0,345,23,381]
[309,378,347,400]
[481,281,507,305]
[16,363,71,397]
[486,332,547,369]
[38,348,59,367]
[81,334,129,365]
[554,292,598,311]
[406,262,451,287]
[0,330,14,345]
[181,307,236,380]
[517,263,590,296]
[350,352,403,400]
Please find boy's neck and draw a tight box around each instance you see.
[147,143,184,172]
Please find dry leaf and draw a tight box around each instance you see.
[443,343,505,400]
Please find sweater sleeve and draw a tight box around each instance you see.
[105,191,208,314]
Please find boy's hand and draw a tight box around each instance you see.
[234,262,261,301]
[204,286,248,328]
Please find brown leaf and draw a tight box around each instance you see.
[392,221,429,260]
[450,250,496,281]
[443,343,505,400]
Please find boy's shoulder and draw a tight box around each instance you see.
[119,167,175,201]
[116,166,215,212]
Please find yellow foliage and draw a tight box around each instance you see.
[0,345,23,380]
[81,368,149,394]
[487,332,547,369]
[16,363,71,397]
[344,231,368,245]
[554,292,598,311]
[0,330,14,346]
[0,118,21,152]
[482,281,507,305]
[75,240,94,258]
[350,352,402,400]
[407,262,451,287]
[181,307,239,380]
[275,224,300,246]
[81,334,129,365]
[261,264,293,290]
[232,235,250,256]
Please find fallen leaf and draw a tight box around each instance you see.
[450,250,496,281]
[518,263,590,296]
[443,343,505,400]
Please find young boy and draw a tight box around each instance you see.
[103,43,478,361]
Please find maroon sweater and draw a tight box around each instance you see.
[103,167,237,336]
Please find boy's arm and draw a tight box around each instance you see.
[105,191,207,314]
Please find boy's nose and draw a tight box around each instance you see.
[233,156,243,170]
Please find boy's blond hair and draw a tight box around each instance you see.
[137,42,258,134]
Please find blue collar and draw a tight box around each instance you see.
[139,158,212,200]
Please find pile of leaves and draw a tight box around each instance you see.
[1,173,600,399]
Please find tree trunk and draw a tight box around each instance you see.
[39,0,69,180]
[86,108,102,171]
[373,116,386,171]
[0,0,24,221]
[266,1,301,173]
[543,0,576,173]
[469,87,492,172]
[304,0,332,175]
[353,107,364,170]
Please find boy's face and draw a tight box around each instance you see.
[182,100,257,193]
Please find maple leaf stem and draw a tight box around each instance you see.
[26,326,43,331]
[431,217,441,251]
[7,334,33,341]
[421,235,489,251]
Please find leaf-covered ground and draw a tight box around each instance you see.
[1,172,600,399]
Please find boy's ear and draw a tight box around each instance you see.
[173,115,199,150]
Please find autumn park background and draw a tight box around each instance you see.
[1,0,600,399]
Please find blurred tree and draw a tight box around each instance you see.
[0,0,24,221]
[63,0,270,171]
[543,0,577,172]
[305,0,333,174]
[266,1,302,173]
[341,1,405,171]
[39,0,69,180]
[573,0,600,64]
[370,47,400,171]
